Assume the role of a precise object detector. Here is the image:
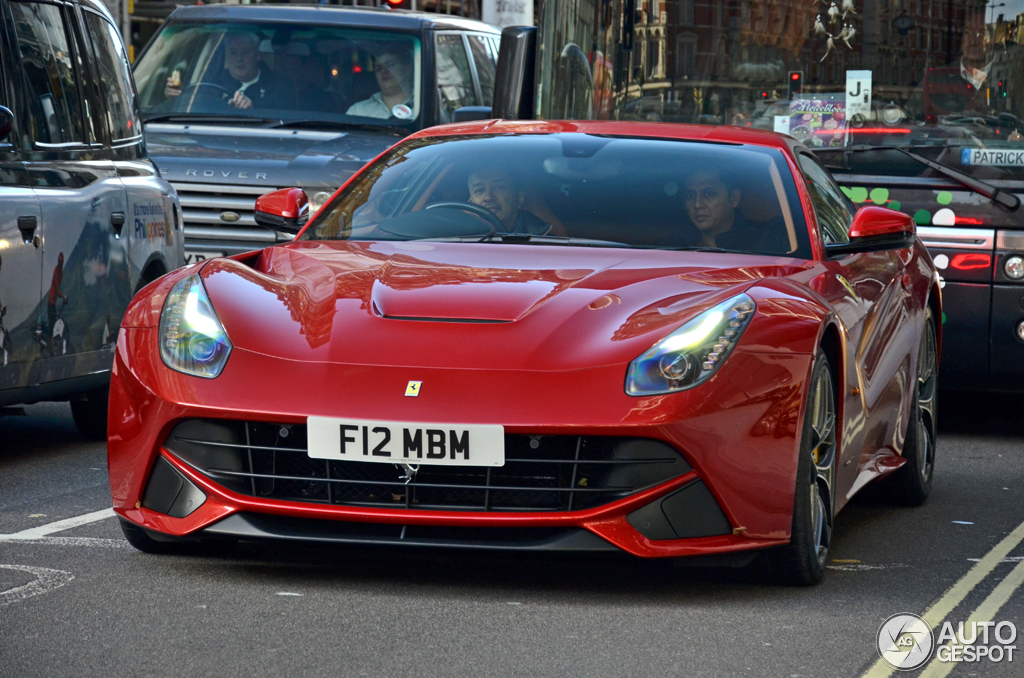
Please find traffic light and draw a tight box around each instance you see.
[384,0,411,8]
[787,71,803,100]
[760,90,770,100]
[999,79,1008,98]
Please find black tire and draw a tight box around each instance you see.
[119,518,182,554]
[768,349,838,586]
[880,307,938,506]
[70,387,109,441]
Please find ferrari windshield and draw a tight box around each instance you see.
[302,133,812,258]
[535,0,1024,180]
[134,21,422,127]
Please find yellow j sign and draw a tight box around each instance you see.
[405,381,422,397]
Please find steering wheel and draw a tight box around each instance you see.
[425,201,502,234]
[181,82,234,97]
[176,82,234,108]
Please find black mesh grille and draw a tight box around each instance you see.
[165,419,691,513]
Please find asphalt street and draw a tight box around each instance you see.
[1,392,1022,678]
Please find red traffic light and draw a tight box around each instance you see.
[791,73,800,81]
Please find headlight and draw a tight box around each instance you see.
[625,294,756,395]
[305,189,333,216]
[159,273,232,378]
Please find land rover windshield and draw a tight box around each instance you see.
[134,21,423,128]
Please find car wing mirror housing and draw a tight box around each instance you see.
[452,106,493,123]
[492,26,537,120]
[825,205,916,258]
[254,188,309,235]
[0,106,13,140]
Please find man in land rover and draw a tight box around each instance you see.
[164,30,293,111]
[346,45,414,119]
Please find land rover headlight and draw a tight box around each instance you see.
[159,274,232,378]
[305,189,333,216]
[625,294,756,395]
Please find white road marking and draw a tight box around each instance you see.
[0,536,130,549]
[0,564,74,607]
[918,557,1024,678]
[861,518,1024,678]
[276,592,303,597]
[0,508,115,540]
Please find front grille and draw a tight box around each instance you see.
[164,419,692,513]
[170,181,287,247]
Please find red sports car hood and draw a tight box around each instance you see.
[200,241,809,370]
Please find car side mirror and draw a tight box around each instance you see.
[492,26,537,120]
[452,106,493,123]
[825,206,916,258]
[0,106,13,140]
[254,188,309,235]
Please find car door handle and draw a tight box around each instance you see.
[111,211,125,239]
[17,215,39,247]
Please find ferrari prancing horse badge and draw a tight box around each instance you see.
[405,381,422,397]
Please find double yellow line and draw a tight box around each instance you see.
[862,519,1024,677]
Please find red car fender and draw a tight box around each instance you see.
[726,281,847,516]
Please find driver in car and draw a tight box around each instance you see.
[164,30,292,110]
[467,167,551,235]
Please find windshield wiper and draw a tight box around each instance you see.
[143,114,276,125]
[476,233,633,247]
[658,245,747,253]
[266,119,407,136]
[828,144,1020,211]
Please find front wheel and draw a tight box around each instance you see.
[119,518,184,554]
[768,349,837,586]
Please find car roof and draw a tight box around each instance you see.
[406,120,803,156]
[164,4,501,34]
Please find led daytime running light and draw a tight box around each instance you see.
[159,274,232,378]
[626,294,756,395]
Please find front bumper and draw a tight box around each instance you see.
[109,327,810,558]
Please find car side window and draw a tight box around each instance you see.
[435,33,476,121]
[9,1,85,146]
[83,10,141,145]
[467,35,495,105]
[797,153,853,245]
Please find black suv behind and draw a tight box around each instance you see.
[132,5,500,264]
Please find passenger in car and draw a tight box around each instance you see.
[467,167,551,235]
[164,30,293,110]
[275,42,347,114]
[682,169,787,252]
[346,46,414,119]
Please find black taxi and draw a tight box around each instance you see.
[1,0,183,436]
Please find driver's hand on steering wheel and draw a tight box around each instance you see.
[164,76,182,98]
[228,90,253,110]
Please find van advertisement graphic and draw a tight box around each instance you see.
[786,96,848,148]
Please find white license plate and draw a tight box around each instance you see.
[184,250,225,265]
[306,416,504,467]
